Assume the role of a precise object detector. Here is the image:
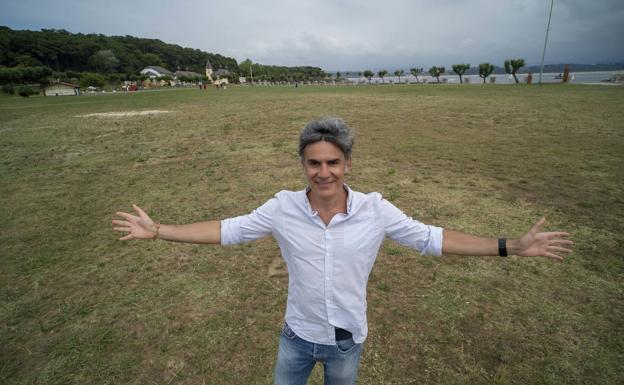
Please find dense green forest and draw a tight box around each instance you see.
[238,59,326,82]
[0,26,327,90]
[0,26,238,75]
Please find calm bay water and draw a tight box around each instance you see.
[346,71,622,84]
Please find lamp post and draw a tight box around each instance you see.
[539,0,555,84]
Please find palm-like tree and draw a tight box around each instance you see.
[428,66,445,83]
[451,64,470,84]
[363,70,373,83]
[478,63,494,84]
[377,70,388,83]
[410,67,423,83]
[394,69,405,83]
[504,59,525,83]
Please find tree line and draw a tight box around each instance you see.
[0,26,329,91]
[0,26,329,89]
[356,59,526,84]
[0,26,238,75]
[238,59,326,83]
[0,25,534,93]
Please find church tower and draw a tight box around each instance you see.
[205,59,213,82]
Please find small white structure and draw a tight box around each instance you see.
[43,82,80,96]
[140,66,173,78]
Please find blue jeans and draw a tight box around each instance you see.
[274,323,363,385]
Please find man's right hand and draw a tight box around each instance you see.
[112,204,158,240]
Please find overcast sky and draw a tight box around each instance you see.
[2,0,623,71]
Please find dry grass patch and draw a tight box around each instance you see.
[1,85,623,385]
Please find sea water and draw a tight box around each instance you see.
[347,71,622,84]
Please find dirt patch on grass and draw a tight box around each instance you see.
[75,110,171,118]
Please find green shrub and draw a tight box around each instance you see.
[80,72,106,88]
[0,66,52,84]
[17,85,36,97]
[2,84,15,95]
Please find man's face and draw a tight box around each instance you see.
[302,141,351,200]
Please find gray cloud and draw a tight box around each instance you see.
[2,0,622,70]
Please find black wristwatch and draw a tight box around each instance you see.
[498,238,508,257]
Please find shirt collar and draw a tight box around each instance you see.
[304,184,353,216]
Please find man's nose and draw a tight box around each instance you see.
[319,163,330,178]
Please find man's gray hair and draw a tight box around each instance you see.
[299,117,355,159]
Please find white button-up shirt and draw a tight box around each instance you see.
[220,185,443,344]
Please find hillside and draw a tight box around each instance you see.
[0,26,239,75]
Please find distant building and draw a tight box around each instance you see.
[205,59,213,81]
[140,66,173,78]
[173,70,204,86]
[43,82,80,96]
[205,59,229,86]
[214,69,231,79]
[174,70,203,80]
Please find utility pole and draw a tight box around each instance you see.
[539,0,555,84]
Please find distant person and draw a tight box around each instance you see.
[113,117,573,385]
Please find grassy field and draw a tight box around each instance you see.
[1,84,623,385]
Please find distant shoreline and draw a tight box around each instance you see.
[345,71,623,85]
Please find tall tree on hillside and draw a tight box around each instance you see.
[452,63,470,84]
[377,70,388,83]
[428,66,445,83]
[478,63,494,84]
[89,49,120,73]
[14,54,43,67]
[394,69,404,83]
[240,59,254,79]
[410,67,423,83]
[141,53,164,68]
[363,70,373,83]
[504,58,525,83]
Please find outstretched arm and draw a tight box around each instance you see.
[112,204,221,244]
[442,218,573,261]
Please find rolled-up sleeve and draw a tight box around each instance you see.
[220,196,278,245]
[379,197,444,256]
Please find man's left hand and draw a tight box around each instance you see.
[511,218,574,261]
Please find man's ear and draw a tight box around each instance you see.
[345,159,352,173]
